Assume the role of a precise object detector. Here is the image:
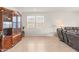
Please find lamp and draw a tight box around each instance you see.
[56,19,64,28]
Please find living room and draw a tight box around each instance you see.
[0,7,79,52]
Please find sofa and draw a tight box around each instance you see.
[66,32,79,51]
[57,27,79,51]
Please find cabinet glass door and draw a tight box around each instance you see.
[3,15,12,36]
[13,16,17,34]
[17,16,21,32]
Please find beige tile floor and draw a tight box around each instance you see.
[6,36,76,52]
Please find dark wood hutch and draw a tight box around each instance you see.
[0,7,22,51]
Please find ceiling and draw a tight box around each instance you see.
[8,7,79,13]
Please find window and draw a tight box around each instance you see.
[27,16,35,28]
[36,16,44,23]
[27,16,44,28]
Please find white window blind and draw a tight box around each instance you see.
[27,16,44,28]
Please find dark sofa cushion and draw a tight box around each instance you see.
[57,28,64,41]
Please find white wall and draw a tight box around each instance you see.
[22,11,79,36]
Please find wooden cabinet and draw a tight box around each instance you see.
[0,7,22,52]
[3,36,12,50]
